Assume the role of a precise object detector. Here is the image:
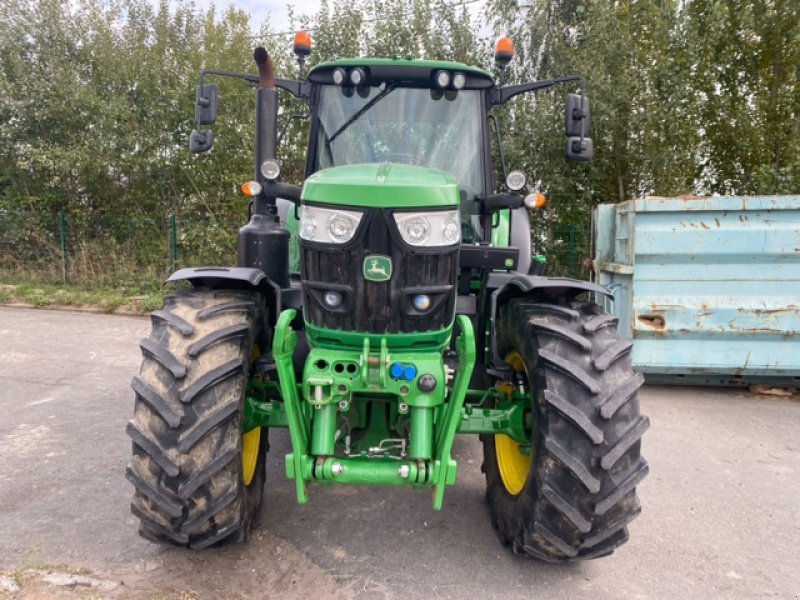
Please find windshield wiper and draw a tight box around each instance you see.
[326,83,398,148]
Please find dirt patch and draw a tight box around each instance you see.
[749,384,797,398]
[1,532,349,599]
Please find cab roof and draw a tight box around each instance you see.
[308,57,495,90]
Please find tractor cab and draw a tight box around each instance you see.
[305,58,494,242]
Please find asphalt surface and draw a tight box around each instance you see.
[0,306,799,599]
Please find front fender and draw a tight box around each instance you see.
[495,274,609,305]
[488,275,610,377]
[167,266,281,323]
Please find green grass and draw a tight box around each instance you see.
[0,281,166,314]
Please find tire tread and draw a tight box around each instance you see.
[483,298,648,562]
[126,288,267,550]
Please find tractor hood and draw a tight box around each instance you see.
[301,163,460,209]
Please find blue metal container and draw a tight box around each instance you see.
[593,196,800,385]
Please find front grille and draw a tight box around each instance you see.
[300,209,457,334]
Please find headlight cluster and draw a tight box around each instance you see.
[300,206,460,247]
[332,67,366,86]
[434,70,467,90]
[393,209,460,247]
[300,205,364,244]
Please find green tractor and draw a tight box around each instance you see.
[126,34,649,561]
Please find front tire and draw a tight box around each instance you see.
[126,288,268,549]
[483,298,649,561]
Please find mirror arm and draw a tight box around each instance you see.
[262,181,301,203]
[481,193,524,213]
[491,75,586,108]
[198,69,310,100]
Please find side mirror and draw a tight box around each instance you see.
[565,93,590,137]
[190,130,213,153]
[195,84,218,125]
[566,136,594,161]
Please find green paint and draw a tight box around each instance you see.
[306,456,425,487]
[457,402,529,444]
[272,309,310,504]
[354,398,394,454]
[302,163,460,208]
[432,315,475,509]
[362,255,392,282]
[302,345,446,410]
[284,203,300,274]
[274,312,479,505]
[243,383,289,432]
[311,404,338,456]
[491,208,510,248]
[409,406,434,459]
[311,57,494,82]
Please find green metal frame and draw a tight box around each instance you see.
[262,310,479,509]
[241,337,532,509]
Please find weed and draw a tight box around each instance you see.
[0,280,166,314]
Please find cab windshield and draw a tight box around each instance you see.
[313,84,485,207]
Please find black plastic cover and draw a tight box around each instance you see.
[189,130,213,153]
[195,84,218,125]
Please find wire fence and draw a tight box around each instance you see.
[0,209,591,288]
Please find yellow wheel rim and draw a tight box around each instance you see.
[241,344,263,486]
[495,351,532,496]
[242,426,261,486]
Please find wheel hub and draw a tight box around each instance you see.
[495,351,532,495]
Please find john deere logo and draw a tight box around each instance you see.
[363,255,392,282]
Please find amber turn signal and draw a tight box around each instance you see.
[241,181,263,197]
[524,193,546,210]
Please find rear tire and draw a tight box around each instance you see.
[483,297,649,561]
[126,288,268,549]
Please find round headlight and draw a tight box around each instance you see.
[350,68,365,86]
[413,294,432,312]
[260,158,281,181]
[403,216,430,244]
[506,170,527,192]
[442,219,460,244]
[328,213,356,242]
[434,70,451,89]
[300,215,317,240]
[452,72,466,90]
[323,291,343,308]
[332,68,346,85]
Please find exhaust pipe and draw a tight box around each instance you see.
[253,47,279,194]
[237,47,290,288]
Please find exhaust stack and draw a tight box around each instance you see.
[237,47,290,288]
